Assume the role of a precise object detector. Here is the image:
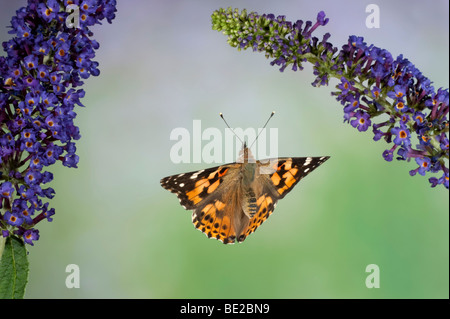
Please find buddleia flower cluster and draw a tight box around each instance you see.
[211,8,449,189]
[0,0,117,245]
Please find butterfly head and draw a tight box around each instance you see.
[237,141,255,164]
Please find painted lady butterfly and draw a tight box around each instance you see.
[160,114,329,244]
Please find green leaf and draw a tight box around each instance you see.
[0,236,5,261]
[0,236,29,299]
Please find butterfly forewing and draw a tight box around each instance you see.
[160,164,234,210]
[263,156,330,199]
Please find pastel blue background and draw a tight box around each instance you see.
[0,0,448,298]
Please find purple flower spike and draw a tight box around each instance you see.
[212,8,448,188]
[1,1,117,244]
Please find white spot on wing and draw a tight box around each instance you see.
[190,169,204,179]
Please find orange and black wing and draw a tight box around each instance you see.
[160,165,232,210]
[161,163,244,244]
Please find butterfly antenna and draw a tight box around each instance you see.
[248,111,275,149]
[220,112,244,144]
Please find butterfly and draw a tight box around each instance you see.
[160,113,329,244]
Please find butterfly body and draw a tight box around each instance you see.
[161,143,329,244]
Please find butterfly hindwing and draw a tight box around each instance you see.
[237,193,275,242]
[191,191,243,244]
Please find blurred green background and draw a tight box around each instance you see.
[1,0,448,298]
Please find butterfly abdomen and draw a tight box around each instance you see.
[242,189,258,218]
[239,162,258,218]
